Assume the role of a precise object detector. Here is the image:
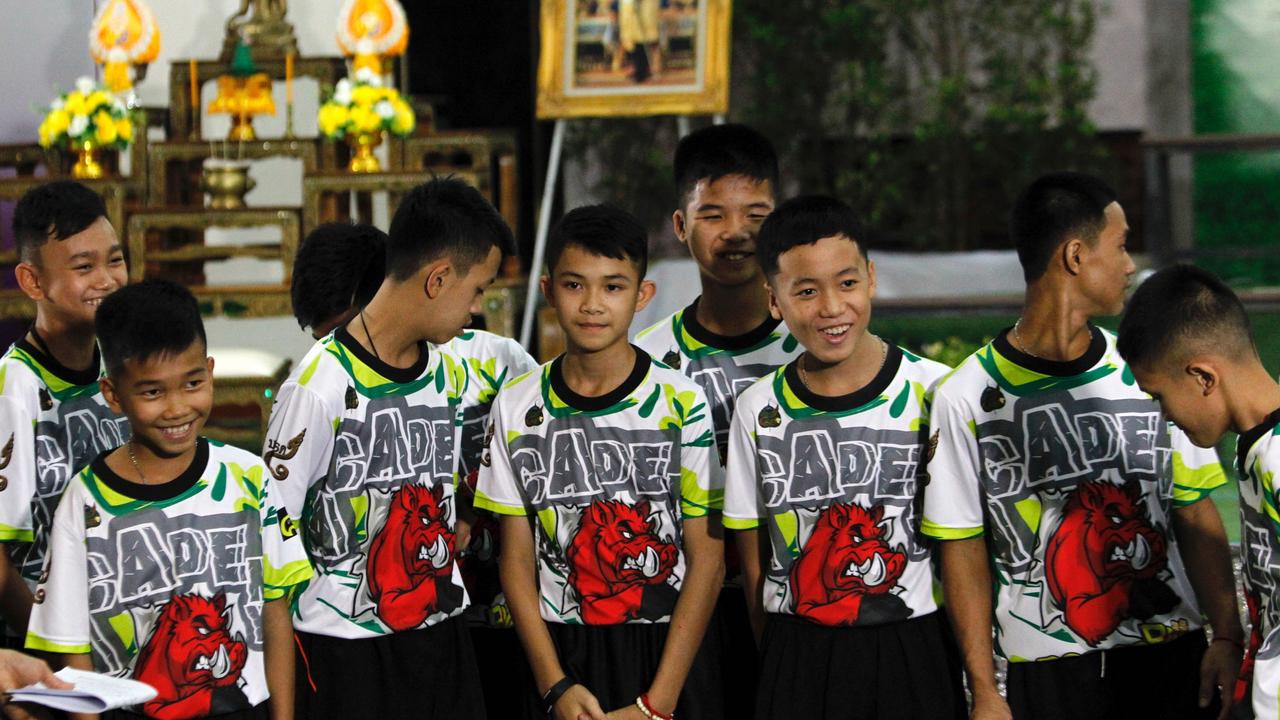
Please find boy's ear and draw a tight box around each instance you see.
[1186,359,1219,396]
[206,355,215,389]
[766,281,782,321]
[672,209,688,246]
[1062,238,1085,277]
[866,258,877,300]
[539,274,555,309]
[99,376,123,415]
[422,260,453,300]
[15,262,45,302]
[635,279,657,312]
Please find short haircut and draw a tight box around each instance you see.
[1117,263,1256,371]
[757,195,871,278]
[546,204,648,278]
[1009,171,1118,282]
[12,180,108,264]
[385,177,515,282]
[291,223,387,330]
[674,123,779,205]
[97,279,207,377]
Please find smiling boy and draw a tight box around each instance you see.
[723,196,964,719]
[0,181,129,644]
[477,204,724,719]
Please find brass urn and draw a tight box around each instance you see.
[201,159,255,209]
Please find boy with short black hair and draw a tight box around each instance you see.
[0,180,128,644]
[924,172,1241,720]
[290,222,388,339]
[634,124,796,715]
[724,195,965,719]
[26,279,311,720]
[1117,264,1280,718]
[477,204,724,719]
[286,219,537,719]
[264,178,513,719]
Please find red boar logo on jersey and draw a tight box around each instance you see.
[1045,481,1177,646]
[790,503,910,625]
[367,483,458,631]
[134,594,248,720]
[565,500,679,624]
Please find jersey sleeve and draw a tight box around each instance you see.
[921,381,986,540]
[679,386,722,519]
[474,395,527,516]
[25,482,91,654]
[0,391,38,543]
[1168,425,1227,507]
[722,392,762,530]
[498,338,539,381]
[262,382,335,523]
[255,461,313,601]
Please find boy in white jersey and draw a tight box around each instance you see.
[0,181,128,644]
[1117,264,1280,718]
[634,124,797,716]
[263,179,511,719]
[477,205,724,719]
[286,220,537,719]
[724,195,965,719]
[923,172,1242,720]
[27,280,311,720]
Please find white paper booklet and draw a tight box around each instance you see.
[6,667,157,713]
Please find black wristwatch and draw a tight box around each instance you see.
[541,676,577,716]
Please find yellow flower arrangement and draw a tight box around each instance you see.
[37,77,133,151]
[316,69,415,141]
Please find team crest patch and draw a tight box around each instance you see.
[525,404,544,427]
[927,430,940,463]
[345,385,358,410]
[84,504,101,529]
[265,429,306,481]
[38,388,53,411]
[662,349,682,369]
[980,385,1006,412]
[759,403,781,428]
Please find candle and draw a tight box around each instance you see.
[285,52,294,104]
[188,59,198,111]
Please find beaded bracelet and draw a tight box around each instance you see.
[635,693,674,720]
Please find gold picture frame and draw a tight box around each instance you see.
[536,0,731,119]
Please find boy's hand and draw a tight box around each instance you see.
[1199,638,1240,720]
[604,706,647,719]
[553,684,605,720]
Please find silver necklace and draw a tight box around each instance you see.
[797,335,888,391]
[1010,319,1045,360]
[127,441,147,483]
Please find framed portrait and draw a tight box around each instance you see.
[536,0,731,119]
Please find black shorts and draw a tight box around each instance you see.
[294,617,485,720]
[716,586,758,717]
[755,611,966,720]
[538,618,723,719]
[1006,628,1218,720]
[471,626,534,720]
[103,703,267,720]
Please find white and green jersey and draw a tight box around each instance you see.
[636,298,801,460]
[724,345,948,626]
[474,348,721,625]
[26,439,311,718]
[1236,408,1280,718]
[0,338,128,586]
[447,330,537,485]
[922,326,1225,662]
[263,328,471,639]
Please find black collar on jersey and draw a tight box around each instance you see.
[550,345,650,412]
[992,323,1106,378]
[682,296,782,351]
[91,437,209,502]
[335,325,430,384]
[17,332,101,387]
[785,343,904,412]
[1236,407,1280,477]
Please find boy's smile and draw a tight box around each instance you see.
[103,341,215,466]
[677,174,774,289]
[24,216,127,328]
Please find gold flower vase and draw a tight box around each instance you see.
[347,131,383,173]
[71,139,105,179]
